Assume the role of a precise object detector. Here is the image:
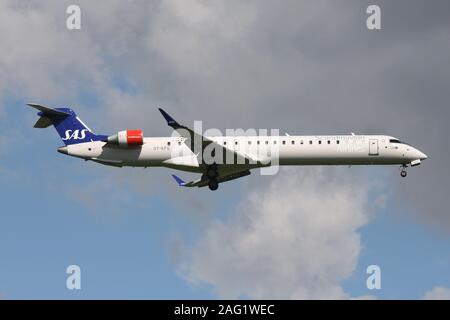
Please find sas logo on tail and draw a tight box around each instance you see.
[62,129,88,140]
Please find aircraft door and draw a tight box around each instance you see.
[369,139,379,156]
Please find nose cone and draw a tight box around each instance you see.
[57,146,68,155]
[417,149,428,160]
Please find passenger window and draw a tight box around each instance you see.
[309,141,313,144]
[178,141,181,146]
[257,141,260,145]
[274,141,277,144]
[248,141,251,145]
[265,141,269,145]
[337,140,340,144]
[282,141,286,145]
[224,141,227,145]
[291,140,295,145]
[318,141,322,144]
[327,140,330,144]
[300,141,304,145]
[167,141,171,146]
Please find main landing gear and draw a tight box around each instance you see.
[400,164,407,178]
[206,164,219,191]
[208,179,219,191]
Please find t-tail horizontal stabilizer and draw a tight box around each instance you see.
[28,103,71,128]
[27,103,71,117]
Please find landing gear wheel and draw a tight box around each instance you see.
[208,179,219,191]
[400,164,408,178]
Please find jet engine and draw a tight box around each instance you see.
[106,130,143,147]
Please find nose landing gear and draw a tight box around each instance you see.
[400,164,407,178]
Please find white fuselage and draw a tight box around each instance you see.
[60,134,427,173]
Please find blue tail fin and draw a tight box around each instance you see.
[28,103,107,145]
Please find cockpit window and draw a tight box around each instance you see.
[390,138,411,146]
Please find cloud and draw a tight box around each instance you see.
[179,167,382,299]
[0,1,98,104]
[423,286,450,300]
[149,0,257,76]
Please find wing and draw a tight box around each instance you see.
[172,169,251,188]
[158,108,262,166]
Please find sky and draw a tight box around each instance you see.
[0,0,450,299]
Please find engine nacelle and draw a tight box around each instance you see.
[107,129,143,147]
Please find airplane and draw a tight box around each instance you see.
[28,103,428,191]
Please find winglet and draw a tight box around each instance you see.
[158,108,181,128]
[171,174,186,186]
